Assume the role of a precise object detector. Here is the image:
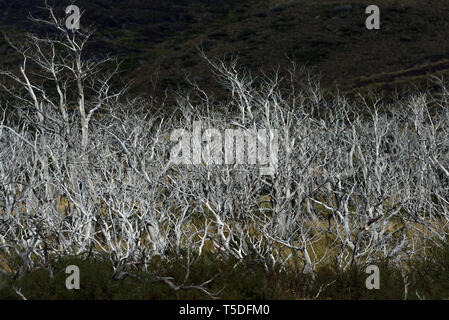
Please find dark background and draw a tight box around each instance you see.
[1,0,449,101]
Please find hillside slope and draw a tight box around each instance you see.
[1,0,449,99]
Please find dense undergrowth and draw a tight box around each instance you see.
[1,238,449,300]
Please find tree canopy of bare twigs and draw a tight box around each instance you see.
[1,3,449,299]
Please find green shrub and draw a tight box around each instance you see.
[1,241,449,299]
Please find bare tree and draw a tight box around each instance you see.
[1,4,449,298]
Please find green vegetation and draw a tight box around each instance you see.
[3,0,449,102]
[1,240,449,300]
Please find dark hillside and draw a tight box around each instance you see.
[1,0,449,100]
